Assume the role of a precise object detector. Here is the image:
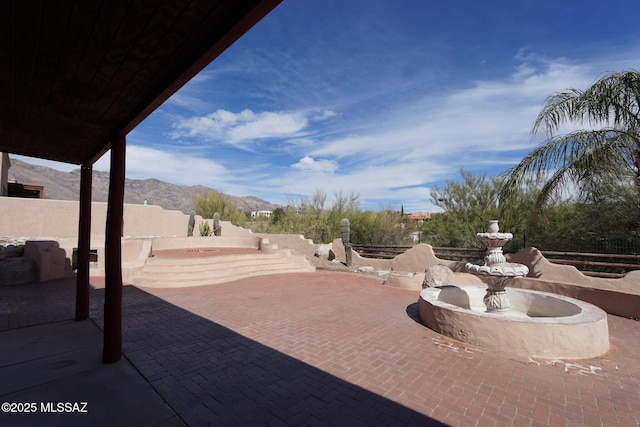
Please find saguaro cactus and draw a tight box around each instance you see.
[187,210,195,236]
[213,212,221,236]
[340,218,352,266]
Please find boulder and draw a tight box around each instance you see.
[0,256,36,286]
[314,244,335,261]
[422,264,454,288]
[0,245,24,261]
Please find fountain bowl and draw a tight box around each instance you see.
[418,285,609,359]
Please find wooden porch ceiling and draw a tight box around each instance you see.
[0,0,281,165]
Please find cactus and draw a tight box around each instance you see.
[340,218,352,266]
[213,212,221,236]
[340,218,350,245]
[199,220,212,236]
[187,210,195,236]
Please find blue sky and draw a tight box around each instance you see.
[15,0,640,212]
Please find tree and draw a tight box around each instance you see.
[260,189,415,244]
[349,207,407,245]
[192,189,246,226]
[326,191,360,241]
[270,207,285,225]
[426,170,502,247]
[502,70,640,212]
[423,170,543,250]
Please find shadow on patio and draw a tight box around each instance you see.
[1,278,445,426]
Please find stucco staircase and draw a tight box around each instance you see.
[130,247,315,288]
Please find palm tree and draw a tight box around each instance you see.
[501,70,640,210]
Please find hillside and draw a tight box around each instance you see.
[7,159,279,214]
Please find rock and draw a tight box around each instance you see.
[314,244,335,261]
[0,240,26,268]
[0,256,36,286]
[0,245,24,261]
[422,264,454,288]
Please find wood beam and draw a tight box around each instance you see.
[75,164,92,320]
[103,134,126,363]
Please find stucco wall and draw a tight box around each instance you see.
[330,239,639,317]
[0,197,202,240]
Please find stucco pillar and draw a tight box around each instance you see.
[103,135,126,363]
[75,164,92,320]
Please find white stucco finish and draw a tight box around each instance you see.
[418,285,610,359]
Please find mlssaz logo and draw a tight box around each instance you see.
[40,402,88,413]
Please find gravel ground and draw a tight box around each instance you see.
[306,254,392,283]
[307,255,352,272]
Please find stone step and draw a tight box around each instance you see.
[135,259,307,280]
[143,252,286,268]
[131,251,314,288]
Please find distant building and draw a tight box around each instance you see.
[1,152,44,198]
[8,179,44,198]
[251,210,272,218]
[406,211,431,222]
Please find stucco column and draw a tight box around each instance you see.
[75,164,92,320]
[103,135,126,363]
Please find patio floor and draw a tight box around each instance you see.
[1,266,639,426]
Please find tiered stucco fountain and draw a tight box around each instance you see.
[418,220,610,359]
[464,220,529,312]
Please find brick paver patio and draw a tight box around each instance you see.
[1,269,639,426]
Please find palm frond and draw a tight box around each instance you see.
[504,70,640,215]
[533,70,640,137]
[501,129,636,208]
[532,88,585,137]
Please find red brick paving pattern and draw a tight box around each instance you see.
[2,268,639,425]
[139,272,640,426]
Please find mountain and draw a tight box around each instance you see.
[7,159,279,214]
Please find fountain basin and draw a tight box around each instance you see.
[418,285,609,359]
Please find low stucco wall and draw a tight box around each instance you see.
[0,197,202,239]
[256,233,317,257]
[504,248,640,318]
[150,235,261,251]
[24,240,75,282]
[331,239,640,318]
[331,239,453,271]
[506,247,640,294]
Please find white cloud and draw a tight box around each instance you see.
[229,111,308,141]
[93,145,229,188]
[165,92,211,112]
[255,53,640,211]
[310,110,337,121]
[51,49,639,213]
[309,55,607,168]
[291,156,338,173]
[253,155,453,211]
[171,109,310,146]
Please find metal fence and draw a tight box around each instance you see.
[537,236,640,255]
